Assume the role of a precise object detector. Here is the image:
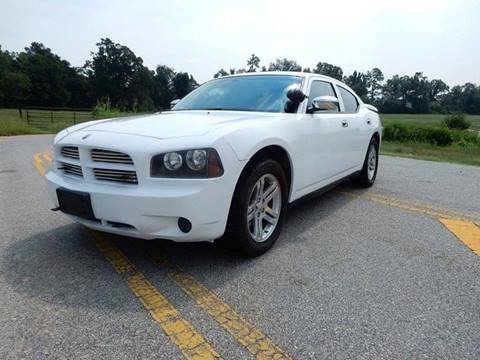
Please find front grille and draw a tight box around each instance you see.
[61,146,79,159]
[93,168,138,184]
[91,149,133,164]
[60,162,83,177]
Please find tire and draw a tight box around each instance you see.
[353,137,379,188]
[223,159,288,257]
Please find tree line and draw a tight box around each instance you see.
[214,55,480,114]
[0,39,197,111]
[1,40,479,114]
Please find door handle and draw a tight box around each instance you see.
[341,120,348,128]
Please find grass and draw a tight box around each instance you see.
[0,108,140,136]
[381,141,480,167]
[382,113,480,130]
[380,114,480,166]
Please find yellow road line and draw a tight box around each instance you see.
[33,152,46,176]
[43,150,53,163]
[439,219,480,256]
[338,190,478,222]
[340,189,480,257]
[33,150,53,176]
[94,233,221,360]
[150,251,292,360]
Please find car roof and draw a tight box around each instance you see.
[218,71,340,83]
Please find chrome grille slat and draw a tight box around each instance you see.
[60,162,83,177]
[93,168,138,184]
[61,146,79,159]
[91,149,133,165]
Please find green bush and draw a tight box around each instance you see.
[442,113,471,130]
[383,123,453,146]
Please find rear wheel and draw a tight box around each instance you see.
[353,137,379,188]
[224,159,288,257]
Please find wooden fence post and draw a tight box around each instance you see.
[26,110,30,124]
[18,108,23,120]
[51,111,53,123]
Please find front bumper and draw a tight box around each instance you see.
[46,169,235,241]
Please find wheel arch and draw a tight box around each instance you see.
[235,144,294,202]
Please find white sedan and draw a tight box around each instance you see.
[46,72,381,256]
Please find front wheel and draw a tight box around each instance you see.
[353,137,379,188]
[224,159,288,257]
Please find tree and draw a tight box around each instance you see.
[0,47,30,107]
[461,83,480,114]
[172,72,198,99]
[366,68,384,102]
[213,68,228,78]
[268,58,302,72]
[380,72,431,113]
[344,71,368,101]
[85,38,154,110]
[15,42,81,107]
[65,67,91,108]
[429,79,449,101]
[442,83,480,114]
[153,65,175,109]
[246,54,260,72]
[313,62,343,80]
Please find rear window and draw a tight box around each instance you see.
[338,86,359,113]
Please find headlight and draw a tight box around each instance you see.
[186,149,207,171]
[151,148,223,178]
[163,152,183,170]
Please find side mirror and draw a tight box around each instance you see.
[170,99,181,109]
[286,88,307,104]
[310,96,339,112]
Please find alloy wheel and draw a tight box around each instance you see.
[246,174,282,243]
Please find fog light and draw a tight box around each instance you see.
[178,217,192,233]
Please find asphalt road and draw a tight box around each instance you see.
[1,134,480,359]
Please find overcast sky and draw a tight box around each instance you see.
[1,0,479,86]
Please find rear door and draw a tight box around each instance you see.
[335,85,368,168]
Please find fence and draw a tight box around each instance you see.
[19,107,95,128]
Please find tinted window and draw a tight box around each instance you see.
[307,81,339,112]
[338,86,359,113]
[173,75,303,113]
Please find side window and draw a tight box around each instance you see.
[338,86,359,113]
[307,80,339,112]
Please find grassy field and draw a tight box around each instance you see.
[382,113,480,130]
[380,113,480,166]
[381,141,480,167]
[0,108,139,136]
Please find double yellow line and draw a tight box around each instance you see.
[33,150,480,359]
[149,251,291,359]
[94,233,222,359]
[33,150,52,176]
[34,150,292,360]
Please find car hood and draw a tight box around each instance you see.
[66,111,273,139]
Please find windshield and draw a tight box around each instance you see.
[173,75,303,113]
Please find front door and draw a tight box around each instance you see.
[298,79,353,189]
